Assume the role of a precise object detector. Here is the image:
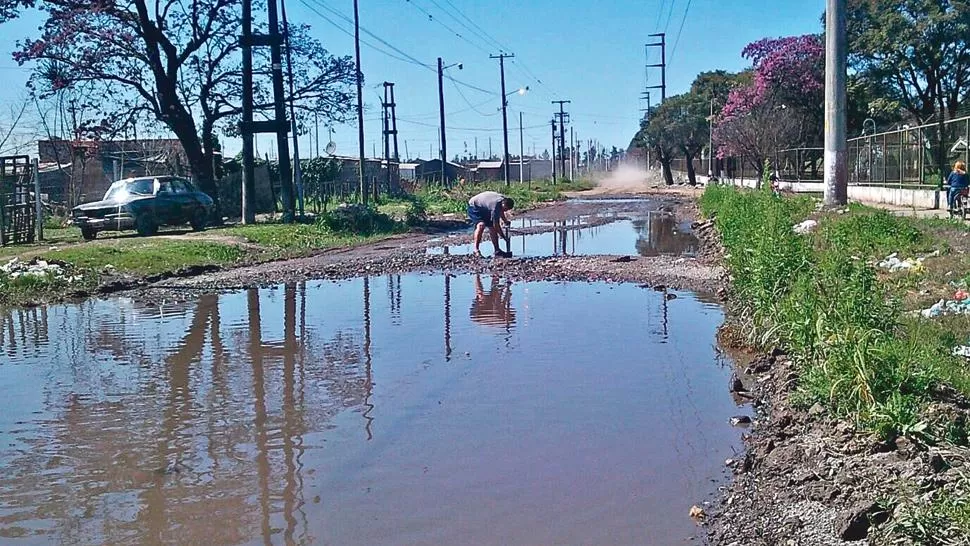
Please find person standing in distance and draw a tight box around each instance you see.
[467,190,514,257]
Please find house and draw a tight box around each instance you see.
[474,160,504,181]
[414,159,466,184]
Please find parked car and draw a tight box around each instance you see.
[72,176,215,240]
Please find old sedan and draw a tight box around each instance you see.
[72,176,214,240]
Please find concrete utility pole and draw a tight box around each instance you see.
[491,53,515,186]
[823,0,848,207]
[353,0,366,205]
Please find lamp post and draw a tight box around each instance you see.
[438,58,463,187]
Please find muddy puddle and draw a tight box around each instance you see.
[428,209,698,258]
[0,274,744,545]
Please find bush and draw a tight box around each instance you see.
[318,204,398,235]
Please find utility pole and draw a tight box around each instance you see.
[519,111,525,185]
[708,98,715,177]
[315,112,320,158]
[489,137,492,159]
[491,52,515,186]
[553,100,570,181]
[437,58,447,187]
[353,0,366,205]
[823,0,848,206]
[389,84,399,161]
[382,84,392,199]
[382,82,397,196]
[281,0,303,218]
[240,0,256,224]
[239,0,293,222]
[570,126,575,180]
[551,119,557,182]
[646,33,667,103]
[267,0,293,222]
[474,137,478,159]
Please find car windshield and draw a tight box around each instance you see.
[103,179,155,201]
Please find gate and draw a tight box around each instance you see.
[0,155,36,246]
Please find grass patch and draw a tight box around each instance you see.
[701,184,970,434]
[703,183,970,542]
[47,240,246,276]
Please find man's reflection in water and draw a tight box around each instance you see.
[470,274,516,328]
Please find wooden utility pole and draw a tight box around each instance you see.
[491,53,515,186]
[519,111,525,185]
[646,33,667,103]
[281,0,303,217]
[823,0,848,206]
[553,100,570,181]
[551,119,557,182]
[240,0,256,223]
[266,0,294,222]
[353,0,366,205]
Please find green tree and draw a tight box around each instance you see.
[848,0,970,123]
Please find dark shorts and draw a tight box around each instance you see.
[468,204,493,227]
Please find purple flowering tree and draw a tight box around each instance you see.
[715,34,824,178]
[0,0,356,210]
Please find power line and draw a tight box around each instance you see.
[449,77,499,116]
[302,0,494,95]
[669,0,693,61]
[662,0,678,34]
[439,0,510,52]
[402,0,490,54]
[397,117,548,132]
[654,0,668,31]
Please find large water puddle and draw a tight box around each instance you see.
[0,275,744,544]
[428,210,699,257]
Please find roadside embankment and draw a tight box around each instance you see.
[702,184,970,545]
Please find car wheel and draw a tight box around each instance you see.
[190,208,208,231]
[81,227,97,241]
[135,214,158,237]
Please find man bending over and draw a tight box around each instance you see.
[467,190,514,257]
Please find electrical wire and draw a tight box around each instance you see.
[663,0,678,35]
[402,0,490,55]
[669,0,693,61]
[302,0,494,95]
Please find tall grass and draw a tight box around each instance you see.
[701,184,970,440]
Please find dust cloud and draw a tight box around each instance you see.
[590,164,657,194]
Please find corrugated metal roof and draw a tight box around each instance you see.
[477,161,503,169]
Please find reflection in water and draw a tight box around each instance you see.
[470,274,516,329]
[634,211,699,257]
[0,275,744,545]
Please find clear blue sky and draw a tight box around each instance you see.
[0,0,824,160]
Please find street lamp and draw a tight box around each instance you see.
[438,58,463,186]
[862,118,876,137]
[506,86,529,100]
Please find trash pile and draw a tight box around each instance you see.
[877,252,925,273]
[0,257,82,284]
[793,219,818,235]
[919,290,970,318]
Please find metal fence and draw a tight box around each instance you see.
[0,156,37,246]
